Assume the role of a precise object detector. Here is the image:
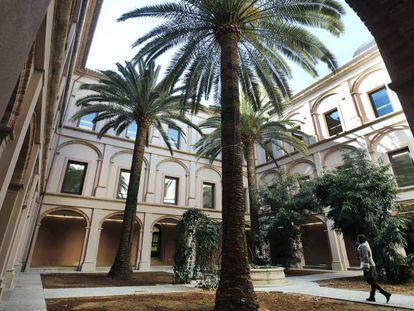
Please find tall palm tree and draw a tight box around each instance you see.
[119,1,344,308]
[72,60,200,280]
[195,97,307,264]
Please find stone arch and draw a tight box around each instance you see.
[96,212,141,267]
[156,158,189,176]
[98,211,143,229]
[31,208,88,268]
[322,145,360,169]
[196,165,222,179]
[311,92,340,115]
[109,150,149,167]
[38,207,90,227]
[369,125,411,151]
[57,140,103,160]
[259,170,278,184]
[287,159,316,176]
[351,66,386,93]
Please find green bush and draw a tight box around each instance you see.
[173,209,221,287]
[314,150,410,283]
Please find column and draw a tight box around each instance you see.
[138,213,156,271]
[326,219,348,271]
[188,161,196,207]
[80,209,106,272]
[145,154,157,203]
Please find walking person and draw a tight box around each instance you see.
[357,234,392,303]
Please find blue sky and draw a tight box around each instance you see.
[86,0,373,94]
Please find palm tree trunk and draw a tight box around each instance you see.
[215,30,259,311]
[245,141,261,264]
[108,122,148,280]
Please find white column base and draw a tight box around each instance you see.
[80,261,97,272]
[3,269,16,289]
[331,261,345,271]
[138,260,151,271]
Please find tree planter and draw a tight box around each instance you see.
[250,267,286,286]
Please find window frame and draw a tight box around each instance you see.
[125,121,138,139]
[61,160,88,195]
[202,182,216,209]
[368,86,393,118]
[167,126,181,150]
[324,108,343,137]
[77,112,96,131]
[163,176,179,205]
[388,147,414,188]
[116,168,131,199]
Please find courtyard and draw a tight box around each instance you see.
[1,0,414,310]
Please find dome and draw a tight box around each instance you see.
[353,40,377,58]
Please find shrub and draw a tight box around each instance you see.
[314,150,410,283]
[173,209,221,288]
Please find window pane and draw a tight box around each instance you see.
[265,143,273,161]
[61,161,87,194]
[369,87,393,118]
[203,183,215,209]
[168,127,180,149]
[117,169,130,199]
[389,148,414,187]
[126,122,137,139]
[325,109,343,136]
[292,126,303,141]
[78,113,95,131]
[163,177,178,205]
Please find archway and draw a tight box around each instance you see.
[301,216,332,269]
[150,217,179,267]
[96,214,141,268]
[31,209,87,268]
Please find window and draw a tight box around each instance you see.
[163,176,179,205]
[388,148,414,187]
[168,127,180,149]
[126,122,137,139]
[324,109,343,136]
[77,113,96,131]
[265,143,273,161]
[117,169,130,199]
[203,183,215,209]
[291,126,303,141]
[61,161,88,194]
[369,87,393,118]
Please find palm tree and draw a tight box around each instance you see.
[71,60,200,280]
[119,1,344,308]
[195,97,307,264]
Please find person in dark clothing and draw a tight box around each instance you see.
[357,234,391,303]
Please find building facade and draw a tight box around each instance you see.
[0,0,101,299]
[2,2,414,301]
[256,42,414,270]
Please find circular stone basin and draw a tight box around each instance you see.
[250,267,286,286]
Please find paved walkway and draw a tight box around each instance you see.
[0,273,46,311]
[256,271,414,310]
[1,270,414,310]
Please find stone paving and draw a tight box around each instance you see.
[0,273,46,311]
[1,270,414,310]
[256,271,414,310]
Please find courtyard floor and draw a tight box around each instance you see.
[46,291,401,311]
[317,276,414,296]
[1,270,414,311]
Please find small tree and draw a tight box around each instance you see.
[314,150,409,283]
[258,171,322,267]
